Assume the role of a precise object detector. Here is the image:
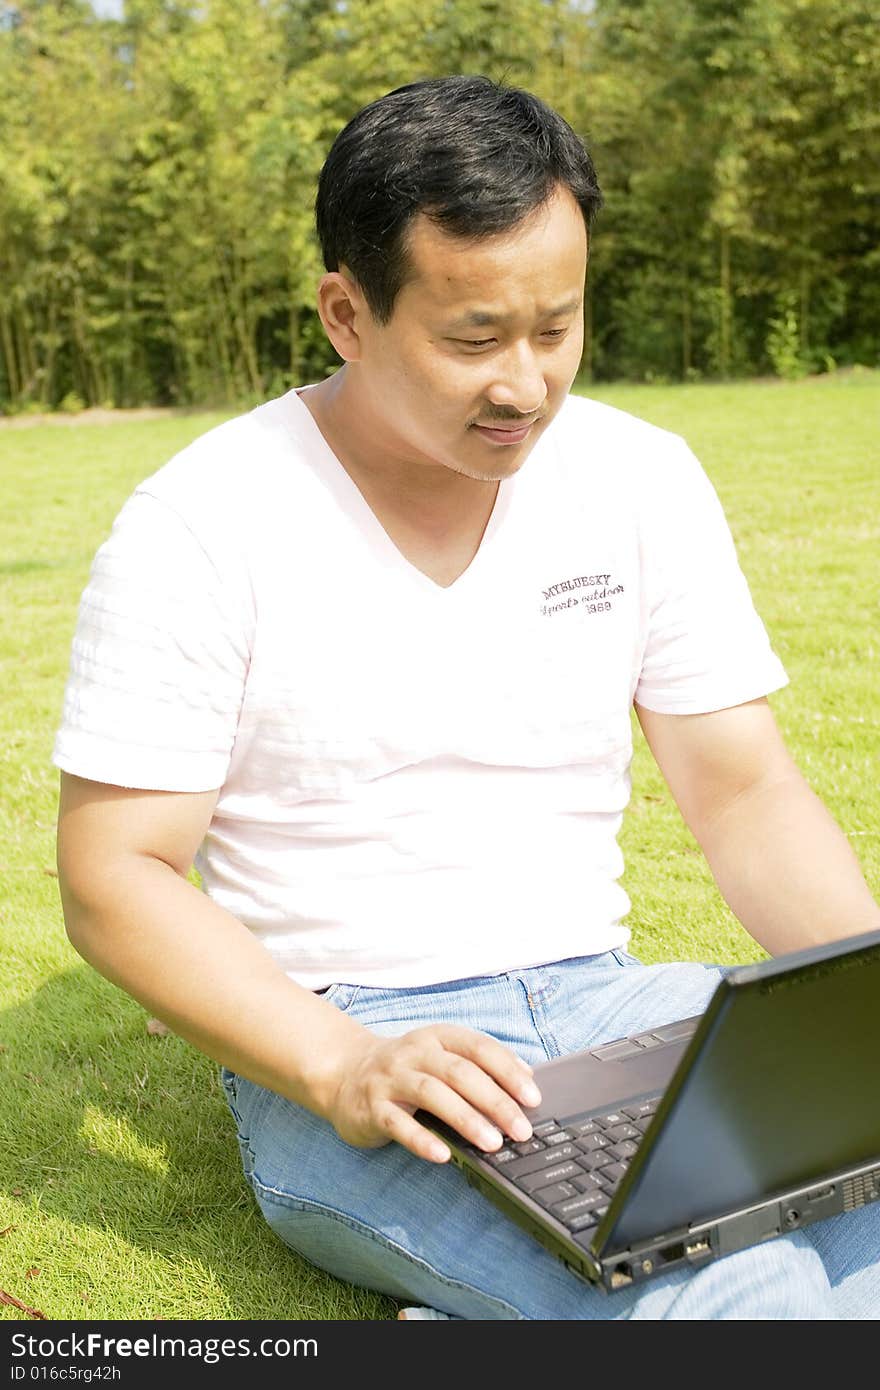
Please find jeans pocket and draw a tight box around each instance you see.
[318,982,361,1013]
[219,1065,243,1125]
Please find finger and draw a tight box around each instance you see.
[425,1050,535,1145]
[404,1068,523,1152]
[429,1024,542,1111]
[376,1099,453,1164]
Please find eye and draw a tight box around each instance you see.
[453,327,569,349]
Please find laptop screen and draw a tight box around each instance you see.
[602,933,880,1251]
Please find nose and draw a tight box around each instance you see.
[484,341,547,417]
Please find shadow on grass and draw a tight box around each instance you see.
[0,964,397,1321]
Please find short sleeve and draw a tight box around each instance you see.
[634,439,788,714]
[52,489,252,791]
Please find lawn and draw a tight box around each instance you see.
[1,372,878,1321]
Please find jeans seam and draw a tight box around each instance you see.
[515,976,561,1060]
[325,983,362,1013]
[610,948,636,968]
[252,1185,524,1319]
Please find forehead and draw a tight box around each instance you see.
[398,186,588,320]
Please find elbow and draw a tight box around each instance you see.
[56,861,103,961]
[55,835,132,962]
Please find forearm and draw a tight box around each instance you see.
[59,854,368,1119]
[697,772,880,956]
[55,777,539,1164]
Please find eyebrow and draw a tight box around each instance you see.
[445,297,582,329]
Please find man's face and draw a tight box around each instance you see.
[352,184,588,483]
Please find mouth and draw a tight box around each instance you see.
[471,419,539,446]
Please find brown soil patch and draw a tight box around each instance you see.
[0,406,207,430]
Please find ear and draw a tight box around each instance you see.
[315,268,369,362]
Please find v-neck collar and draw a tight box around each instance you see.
[279,386,517,596]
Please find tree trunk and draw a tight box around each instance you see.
[800,265,810,356]
[16,303,38,399]
[289,299,300,385]
[122,255,135,407]
[0,310,20,402]
[719,228,731,379]
[43,295,58,406]
[581,285,593,382]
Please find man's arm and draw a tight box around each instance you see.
[57,772,540,1161]
[634,697,880,957]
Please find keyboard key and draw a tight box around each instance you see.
[575,1133,611,1153]
[568,1214,599,1234]
[532,1120,562,1139]
[545,1129,574,1146]
[597,1112,628,1128]
[623,1099,660,1120]
[552,1191,606,1225]
[512,1138,545,1156]
[504,1144,578,1178]
[533,1181,578,1208]
[485,1147,518,1165]
[568,1118,601,1137]
[606,1140,639,1161]
[606,1123,640,1143]
[571,1172,602,1193]
[578,1149,615,1173]
[599,1162,628,1188]
[519,1161,582,1193]
[571,1205,609,1239]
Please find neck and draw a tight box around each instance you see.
[300,368,499,522]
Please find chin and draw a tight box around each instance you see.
[459,456,530,484]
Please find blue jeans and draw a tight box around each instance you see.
[219,950,879,1319]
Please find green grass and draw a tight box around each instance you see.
[1,373,878,1320]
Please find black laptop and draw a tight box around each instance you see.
[415,929,880,1294]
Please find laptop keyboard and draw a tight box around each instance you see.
[483,1097,661,1242]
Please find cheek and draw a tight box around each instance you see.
[385,345,446,395]
[552,325,585,373]
[405,353,481,414]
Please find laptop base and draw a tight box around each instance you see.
[457,1149,880,1294]
[599,1156,880,1293]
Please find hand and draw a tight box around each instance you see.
[326,1023,542,1163]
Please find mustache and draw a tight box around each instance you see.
[472,409,546,426]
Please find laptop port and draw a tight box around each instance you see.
[657,1241,686,1266]
[685,1238,711,1258]
[806,1185,834,1202]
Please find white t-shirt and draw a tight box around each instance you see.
[53,389,788,989]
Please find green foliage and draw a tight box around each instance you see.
[0,0,877,407]
[766,290,808,380]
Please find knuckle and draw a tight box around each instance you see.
[372,1100,397,1136]
[443,1053,475,1089]
[414,1072,435,1105]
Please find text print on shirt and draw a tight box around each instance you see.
[540,571,625,617]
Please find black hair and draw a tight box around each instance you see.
[315,74,603,323]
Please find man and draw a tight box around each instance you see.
[54,76,879,1320]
